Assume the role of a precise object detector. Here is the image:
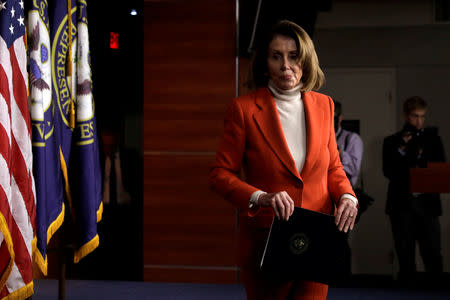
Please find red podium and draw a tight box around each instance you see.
[410,163,450,193]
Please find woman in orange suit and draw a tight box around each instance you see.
[209,20,358,300]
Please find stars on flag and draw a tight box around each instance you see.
[17,15,24,26]
[1,0,25,37]
[0,0,6,12]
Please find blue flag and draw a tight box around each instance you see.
[28,0,65,276]
[48,0,102,264]
[71,0,102,262]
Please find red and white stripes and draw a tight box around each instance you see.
[0,31,36,299]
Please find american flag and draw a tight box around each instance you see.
[0,0,37,298]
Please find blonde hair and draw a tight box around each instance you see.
[249,20,324,92]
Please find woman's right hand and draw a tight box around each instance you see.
[258,191,295,221]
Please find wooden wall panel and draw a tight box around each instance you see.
[144,0,235,152]
[144,0,237,283]
[143,155,236,266]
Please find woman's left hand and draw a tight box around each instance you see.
[335,197,358,233]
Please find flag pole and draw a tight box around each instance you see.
[58,225,67,300]
[58,0,74,298]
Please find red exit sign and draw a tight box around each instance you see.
[110,32,119,49]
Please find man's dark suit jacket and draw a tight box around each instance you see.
[382,127,445,216]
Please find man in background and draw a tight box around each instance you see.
[334,101,363,187]
[383,96,445,285]
[334,101,364,276]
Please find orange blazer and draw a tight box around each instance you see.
[210,87,355,230]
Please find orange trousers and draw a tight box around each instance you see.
[241,267,328,300]
[238,225,328,300]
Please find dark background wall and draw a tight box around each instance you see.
[313,0,450,276]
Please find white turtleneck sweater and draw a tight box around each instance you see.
[269,81,306,174]
[249,81,357,207]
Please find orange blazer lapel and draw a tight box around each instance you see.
[252,88,301,181]
[301,92,325,177]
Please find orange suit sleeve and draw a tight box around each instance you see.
[209,98,259,211]
[325,97,356,204]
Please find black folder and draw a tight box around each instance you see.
[260,207,350,284]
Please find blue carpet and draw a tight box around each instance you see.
[33,280,246,300]
[33,279,450,300]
